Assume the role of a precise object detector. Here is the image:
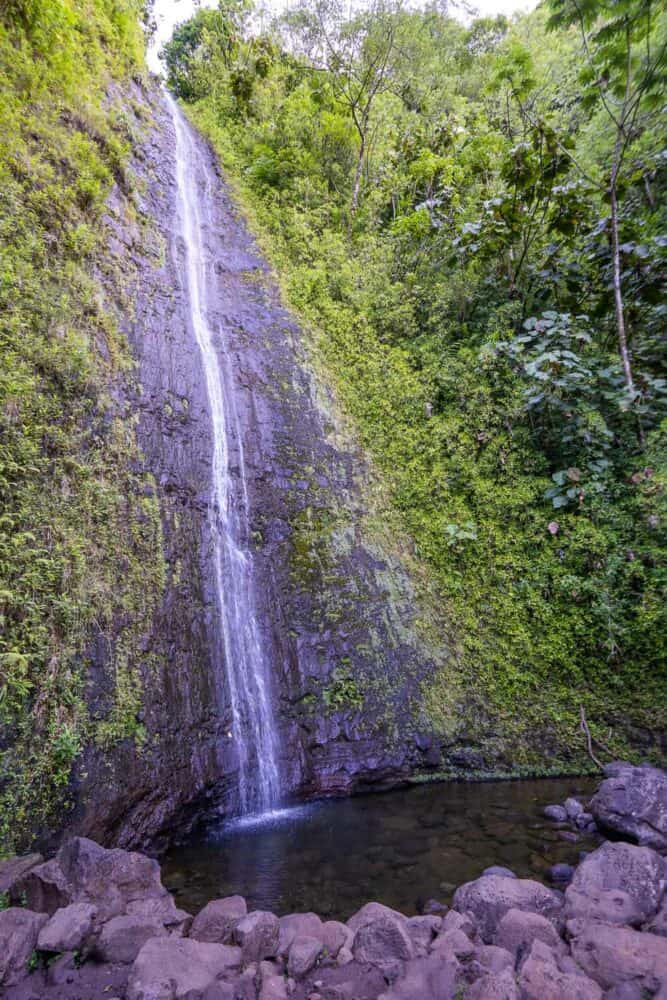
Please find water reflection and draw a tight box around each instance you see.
[162,777,597,920]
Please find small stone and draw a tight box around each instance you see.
[543,805,568,823]
[481,866,517,879]
[547,864,575,886]
[46,950,77,987]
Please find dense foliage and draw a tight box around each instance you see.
[166,0,666,763]
[0,0,164,851]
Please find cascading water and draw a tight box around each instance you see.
[166,92,281,815]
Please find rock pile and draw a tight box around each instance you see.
[1,763,665,999]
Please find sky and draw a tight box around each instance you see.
[148,0,539,73]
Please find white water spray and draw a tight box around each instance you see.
[166,92,281,814]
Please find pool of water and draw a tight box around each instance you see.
[161,776,598,921]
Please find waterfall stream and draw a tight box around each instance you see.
[167,92,281,815]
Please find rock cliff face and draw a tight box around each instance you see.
[67,80,456,849]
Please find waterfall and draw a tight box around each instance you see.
[166,92,281,815]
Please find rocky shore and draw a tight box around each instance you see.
[1,761,665,1000]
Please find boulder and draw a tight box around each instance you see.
[645,898,667,937]
[278,912,322,954]
[190,896,247,944]
[564,841,665,926]
[17,858,70,915]
[482,867,517,880]
[431,927,475,960]
[452,876,563,943]
[568,919,667,991]
[17,836,176,922]
[321,920,351,958]
[347,901,406,933]
[95,913,169,963]
[465,968,519,999]
[494,907,561,957]
[377,956,458,999]
[519,939,602,1000]
[37,902,97,953]
[441,909,476,938]
[259,975,288,1000]
[0,854,43,896]
[0,907,48,987]
[473,944,514,974]
[406,915,441,955]
[128,936,244,1000]
[125,894,191,931]
[352,913,414,972]
[544,805,568,823]
[235,910,279,963]
[287,935,322,978]
[589,762,667,853]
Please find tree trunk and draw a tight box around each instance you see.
[609,168,633,394]
[350,131,365,217]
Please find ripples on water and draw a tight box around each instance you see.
[162,777,598,921]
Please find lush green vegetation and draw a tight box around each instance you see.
[0,0,164,852]
[166,0,666,765]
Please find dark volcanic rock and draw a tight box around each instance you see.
[589,762,667,853]
[564,841,665,927]
[0,908,48,988]
[0,855,43,896]
[453,875,563,943]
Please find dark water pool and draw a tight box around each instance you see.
[161,777,597,921]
